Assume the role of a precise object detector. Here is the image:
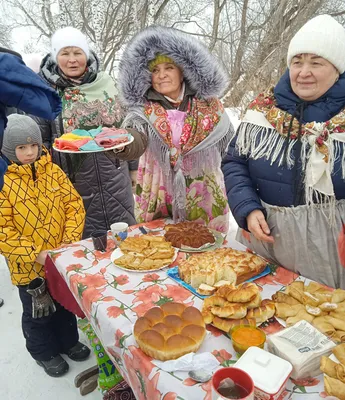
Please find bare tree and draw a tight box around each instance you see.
[4,0,345,108]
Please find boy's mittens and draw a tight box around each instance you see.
[27,277,56,318]
[74,365,99,388]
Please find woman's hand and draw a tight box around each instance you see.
[247,210,274,243]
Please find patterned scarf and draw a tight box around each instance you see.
[237,87,345,223]
[143,97,222,167]
[124,96,232,220]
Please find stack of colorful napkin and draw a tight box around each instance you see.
[54,127,132,151]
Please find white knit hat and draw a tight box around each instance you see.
[287,15,345,74]
[51,27,89,61]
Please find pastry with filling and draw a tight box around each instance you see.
[178,248,266,289]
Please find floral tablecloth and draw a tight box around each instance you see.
[50,219,331,400]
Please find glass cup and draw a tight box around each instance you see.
[110,222,128,245]
[212,367,254,400]
[91,230,108,252]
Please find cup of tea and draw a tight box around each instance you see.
[212,367,254,400]
[110,222,128,245]
[91,230,108,252]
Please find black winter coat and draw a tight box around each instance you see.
[33,116,141,238]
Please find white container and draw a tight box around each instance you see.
[234,347,292,400]
[110,222,128,244]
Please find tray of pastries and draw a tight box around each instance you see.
[164,221,223,251]
[167,247,269,298]
[200,282,276,333]
[134,302,206,360]
[321,344,345,399]
[110,235,177,271]
[272,281,345,341]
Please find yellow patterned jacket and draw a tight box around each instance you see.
[0,151,85,285]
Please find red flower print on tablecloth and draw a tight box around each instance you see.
[50,251,63,262]
[170,251,187,268]
[291,377,320,387]
[107,306,124,318]
[73,249,88,259]
[80,273,107,288]
[124,346,161,400]
[122,289,135,294]
[66,263,83,273]
[201,380,212,400]
[183,378,197,386]
[212,349,232,364]
[143,273,161,282]
[183,377,212,399]
[133,301,158,317]
[102,296,115,302]
[162,392,177,400]
[70,273,83,296]
[114,274,129,285]
[160,284,193,303]
[114,329,125,347]
[81,287,105,318]
[94,248,114,260]
[255,266,298,286]
[132,284,193,316]
[206,324,223,337]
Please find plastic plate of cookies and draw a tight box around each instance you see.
[167,265,271,299]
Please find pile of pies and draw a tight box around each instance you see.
[201,282,275,333]
[116,235,175,270]
[321,344,345,399]
[134,302,206,360]
[178,248,267,295]
[164,222,215,249]
[273,281,345,342]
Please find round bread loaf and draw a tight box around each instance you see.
[164,222,215,248]
[134,302,206,360]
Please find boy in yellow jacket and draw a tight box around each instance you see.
[0,114,90,377]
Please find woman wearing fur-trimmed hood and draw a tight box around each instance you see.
[119,26,234,232]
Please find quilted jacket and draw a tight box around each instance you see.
[34,53,148,238]
[0,151,85,285]
[222,70,345,230]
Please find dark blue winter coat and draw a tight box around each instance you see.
[222,69,345,230]
[0,53,61,189]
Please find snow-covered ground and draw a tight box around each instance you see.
[0,255,102,400]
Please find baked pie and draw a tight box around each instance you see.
[178,247,267,290]
[115,235,175,270]
[164,222,215,248]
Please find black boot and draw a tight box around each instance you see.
[36,355,69,377]
[65,342,90,361]
[0,298,3,307]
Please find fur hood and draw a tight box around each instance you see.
[118,26,228,106]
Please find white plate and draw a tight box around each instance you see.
[110,247,178,272]
[52,134,134,154]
